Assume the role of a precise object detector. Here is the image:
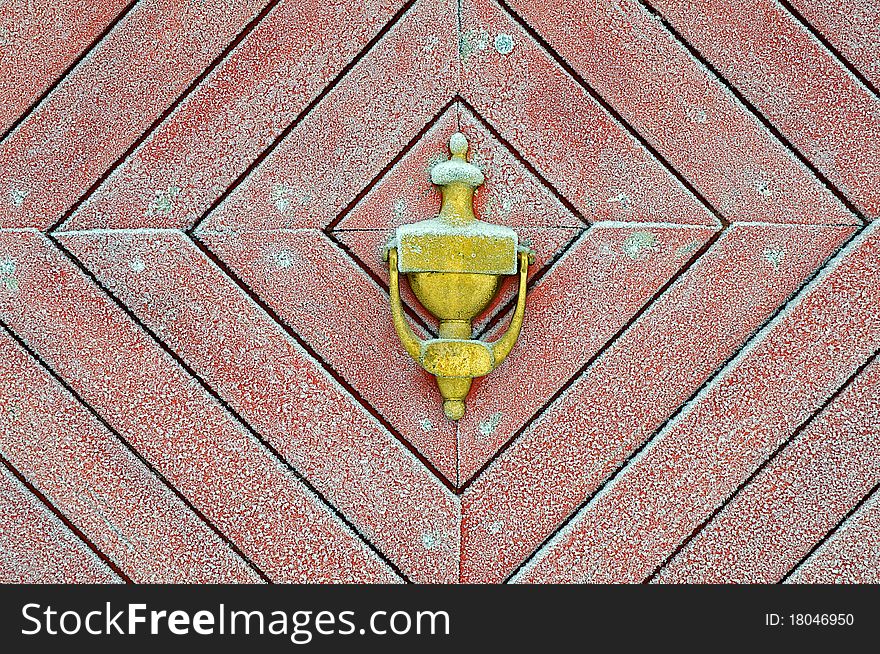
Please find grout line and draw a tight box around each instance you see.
[187,0,418,237]
[461,222,726,493]
[638,0,868,225]
[189,230,458,498]
[47,0,284,234]
[504,221,865,582]
[777,0,880,101]
[647,346,880,583]
[780,482,880,583]
[47,234,409,582]
[0,318,270,584]
[495,0,728,228]
[0,450,132,583]
[0,0,141,147]
[455,421,462,495]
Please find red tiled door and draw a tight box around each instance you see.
[1,0,878,583]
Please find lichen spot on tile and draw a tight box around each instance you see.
[762,247,784,270]
[269,250,297,269]
[606,192,630,209]
[146,186,181,217]
[0,258,18,291]
[270,184,294,214]
[479,412,503,439]
[494,33,514,55]
[393,198,407,222]
[9,188,28,208]
[676,240,701,259]
[419,417,433,433]
[755,179,772,197]
[459,28,488,62]
[129,257,146,274]
[623,231,658,259]
[421,532,437,550]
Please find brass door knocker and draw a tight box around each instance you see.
[384,133,535,420]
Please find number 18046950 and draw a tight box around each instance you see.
[765,613,854,626]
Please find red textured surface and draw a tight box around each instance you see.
[657,356,880,583]
[0,0,130,135]
[1,0,877,583]
[648,0,880,218]
[0,465,120,583]
[788,489,880,584]
[515,225,880,583]
[0,0,268,229]
[786,0,880,91]
[502,0,856,225]
[0,327,262,583]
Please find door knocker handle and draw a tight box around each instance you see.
[383,133,536,420]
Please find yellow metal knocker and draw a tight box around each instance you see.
[384,133,535,420]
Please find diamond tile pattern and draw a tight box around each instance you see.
[0,0,877,583]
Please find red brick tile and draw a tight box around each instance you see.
[648,0,880,219]
[59,229,460,583]
[333,103,585,335]
[0,464,120,583]
[460,0,717,226]
[514,223,878,583]
[656,357,880,583]
[788,488,880,584]
[786,0,880,91]
[61,0,407,232]
[197,227,459,484]
[0,0,268,230]
[0,0,130,134]
[501,0,856,225]
[0,230,398,582]
[198,0,458,235]
[456,224,716,484]
[462,223,853,583]
[0,327,263,583]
